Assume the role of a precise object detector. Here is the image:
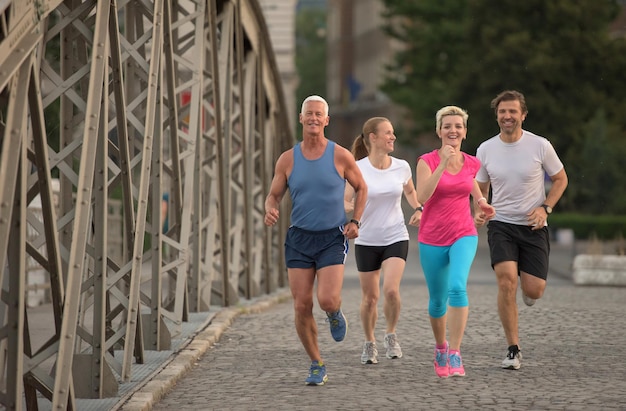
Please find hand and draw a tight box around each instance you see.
[474,212,488,227]
[439,144,456,164]
[526,207,548,230]
[264,208,279,226]
[343,222,359,239]
[478,201,496,219]
[408,209,422,227]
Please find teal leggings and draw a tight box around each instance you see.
[418,236,478,318]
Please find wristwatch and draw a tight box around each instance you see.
[541,204,553,215]
[349,218,361,229]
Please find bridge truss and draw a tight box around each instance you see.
[0,0,292,408]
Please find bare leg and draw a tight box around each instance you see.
[381,257,405,334]
[494,261,520,346]
[520,271,546,300]
[448,306,468,351]
[359,270,380,342]
[288,267,320,361]
[316,264,345,313]
[430,315,447,346]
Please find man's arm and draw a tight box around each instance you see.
[343,156,367,223]
[544,168,568,209]
[344,183,355,214]
[264,151,291,226]
[477,180,490,200]
[338,148,366,239]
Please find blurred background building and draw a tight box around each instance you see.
[325,0,406,149]
[258,0,299,131]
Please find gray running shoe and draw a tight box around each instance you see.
[522,292,536,306]
[384,333,403,359]
[502,346,522,369]
[360,341,378,364]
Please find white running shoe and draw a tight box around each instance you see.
[502,346,522,369]
[384,333,403,359]
[361,341,378,364]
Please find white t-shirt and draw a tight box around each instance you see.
[355,156,412,246]
[476,130,564,225]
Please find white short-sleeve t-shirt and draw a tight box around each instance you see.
[476,130,564,225]
[355,156,412,246]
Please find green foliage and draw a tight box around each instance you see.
[380,0,626,214]
[295,8,327,114]
[549,213,626,240]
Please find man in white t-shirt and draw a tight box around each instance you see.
[475,90,568,370]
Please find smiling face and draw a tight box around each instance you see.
[299,101,329,135]
[437,114,466,146]
[496,99,527,137]
[370,120,396,154]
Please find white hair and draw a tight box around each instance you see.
[300,95,329,116]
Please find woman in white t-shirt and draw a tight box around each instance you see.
[344,117,422,365]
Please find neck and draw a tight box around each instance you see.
[501,128,523,142]
[369,152,390,169]
[302,132,325,145]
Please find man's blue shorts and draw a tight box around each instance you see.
[285,226,348,269]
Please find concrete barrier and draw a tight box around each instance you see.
[573,254,626,286]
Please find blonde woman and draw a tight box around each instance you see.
[416,106,495,378]
[345,117,421,365]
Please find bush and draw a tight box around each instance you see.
[549,213,626,240]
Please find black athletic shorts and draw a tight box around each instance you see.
[354,240,409,273]
[487,220,550,280]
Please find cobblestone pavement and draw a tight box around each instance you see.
[128,230,626,411]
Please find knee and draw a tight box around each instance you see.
[428,299,447,318]
[384,288,400,304]
[525,285,545,300]
[497,276,518,296]
[293,299,313,316]
[317,296,339,313]
[361,293,378,310]
[448,288,468,308]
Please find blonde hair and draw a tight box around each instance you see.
[350,117,390,160]
[436,106,468,131]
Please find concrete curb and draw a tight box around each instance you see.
[113,289,292,411]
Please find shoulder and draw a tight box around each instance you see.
[418,149,438,163]
[522,129,547,141]
[522,130,553,150]
[333,141,355,162]
[356,157,369,168]
[462,152,479,163]
[391,156,410,168]
[276,148,294,168]
[463,152,481,170]
[477,135,501,150]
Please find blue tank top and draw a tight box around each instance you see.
[288,141,346,230]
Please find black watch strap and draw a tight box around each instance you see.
[350,219,361,229]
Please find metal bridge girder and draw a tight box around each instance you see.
[0,0,293,408]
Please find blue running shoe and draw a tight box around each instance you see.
[434,342,449,378]
[326,310,348,342]
[449,350,465,377]
[305,361,328,386]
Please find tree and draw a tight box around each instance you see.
[381,0,626,213]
